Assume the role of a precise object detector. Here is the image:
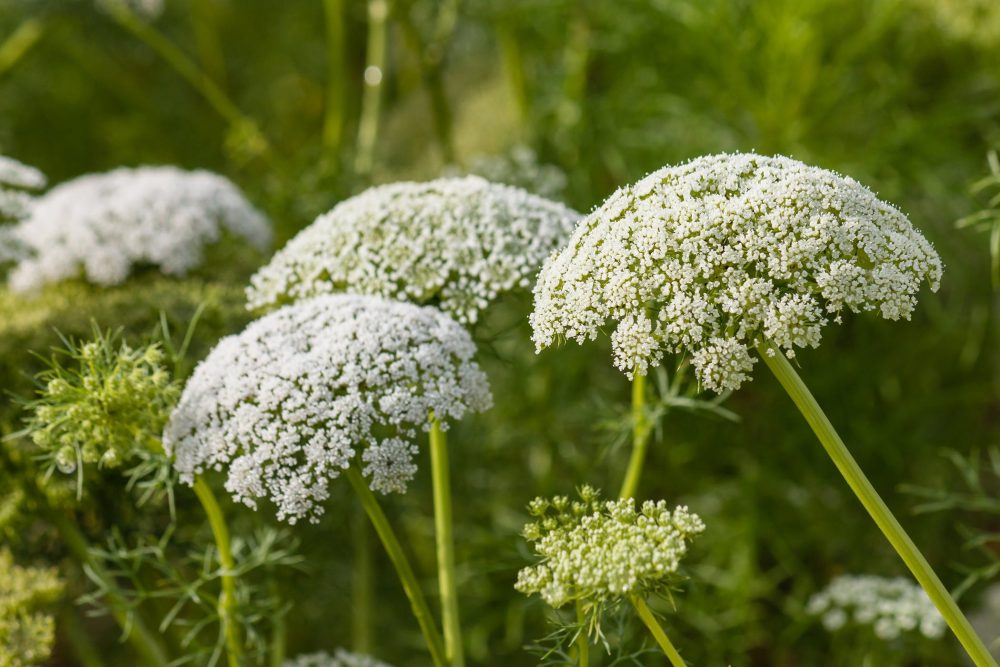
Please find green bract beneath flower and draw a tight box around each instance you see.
[22,332,180,475]
[807,574,946,641]
[0,548,63,666]
[283,650,393,667]
[516,487,704,608]
[530,153,943,392]
[164,294,493,524]
[246,176,580,324]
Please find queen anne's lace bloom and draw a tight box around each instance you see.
[283,650,393,667]
[806,574,946,640]
[7,166,271,293]
[246,176,580,324]
[163,294,492,523]
[516,486,704,608]
[531,153,942,392]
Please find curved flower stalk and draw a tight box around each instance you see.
[164,294,493,667]
[516,486,704,666]
[284,649,393,667]
[246,176,580,325]
[0,548,63,666]
[531,152,994,666]
[18,328,244,667]
[6,166,271,294]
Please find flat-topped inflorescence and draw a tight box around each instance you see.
[0,548,63,666]
[284,650,393,667]
[807,574,947,641]
[531,153,942,392]
[246,176,580,324]
[516,486,704,608]
[6,166,271,293]
[163,294,492,524]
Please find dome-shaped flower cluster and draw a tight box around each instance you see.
[0,548,63,666]
[516,486,705,608]
[163,294,492,524]
[806,574,946,640]
[531,153,942,392]
[6,166,271,293]
[284,650,393,667]
[246,176,580,324]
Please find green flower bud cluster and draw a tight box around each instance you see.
[516,486,704,608]
[24,332,180,475]
[0,548,62,666]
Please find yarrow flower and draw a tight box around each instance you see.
[283,650,393,667]
[23,331,179,475]
[516,486,704,609]
[163,294,492,523]
[6,166,271,293]
[246,176,580,324]
[806,574,947,641]
[531,153,942,392]
[0,548,63,666]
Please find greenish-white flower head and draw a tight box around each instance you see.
[164,294,492,524]
[6,166,271,293]
[23,332,180,475]
[530,153,943,392]
[807,574,946,641]
[246,176,580,324]
[516,486,704,609]
[283,650,393,667]
[0,548,63,666]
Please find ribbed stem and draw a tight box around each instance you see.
[345,467,448,667]
[354,0,388,176]
[618,371,651,499]
[758,345,997,667]
[429,418,465,666]
[631,596,686,667]
[192,477,242,667]
[574,600,589,667]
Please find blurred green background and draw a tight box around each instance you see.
[1,0,999,664]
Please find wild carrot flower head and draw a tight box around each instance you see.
[0,548,63,666]
[284,650,393,667]
[6,166,271,293]
[807,574,946,640]
[531,153,942,392]
[163,294,492,524]
[516,486,704,608]
[246,176,580,324]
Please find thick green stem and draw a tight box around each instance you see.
[351,505,374,654]
[574,600,589,667]
[429,418,465,667]
[345,467,448,667]
[631,596,686,667]
[192,477,242,667]
[322,0,346,153]
[495,22,530,127]
[49,512,169,667]
[354,0,388,176]
[619,371,651,499]
[758,345,998,667]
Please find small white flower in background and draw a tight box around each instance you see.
[806,574,946,640]
[6,166,270,293]
[247,176,580,325]
[531,153,942,392]
[516,486,705,609]
[444,145,569,200]
[283,650,393,667]
[163,294,492,524]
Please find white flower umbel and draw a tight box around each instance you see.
[531,153,942,392]
[284,650,393,667]
[163,294,492,524]
[7,166,271,293]
[807,575,947,641]
[247,176,580,324]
